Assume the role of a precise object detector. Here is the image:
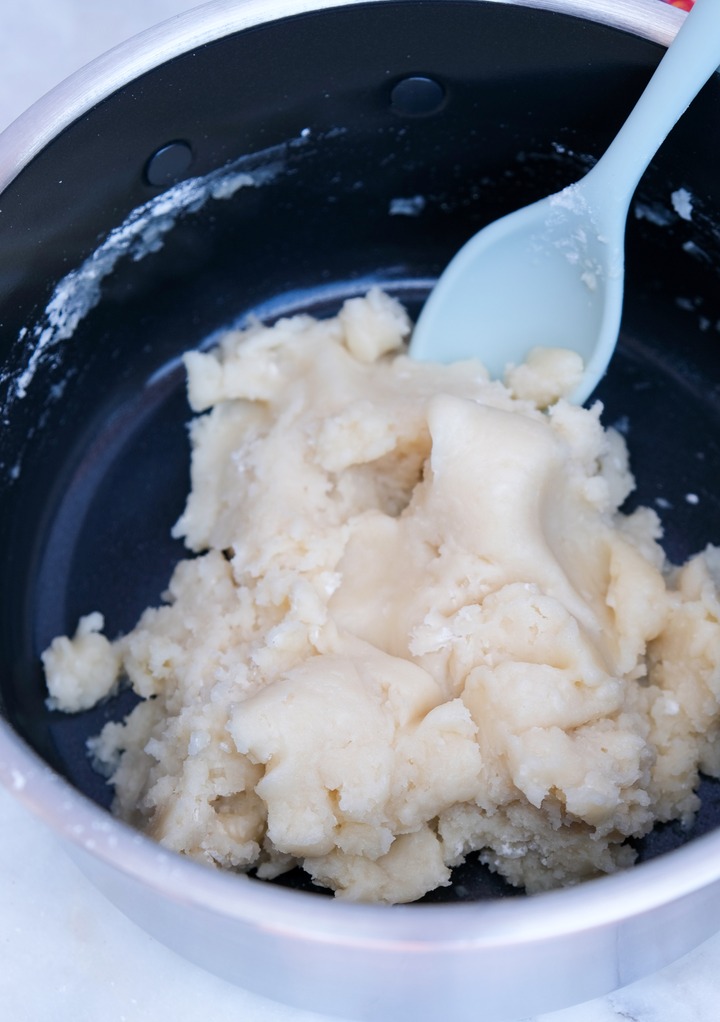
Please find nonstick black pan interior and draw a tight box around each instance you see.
[2,0,720,901]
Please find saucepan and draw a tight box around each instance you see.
[1,1,720,1019]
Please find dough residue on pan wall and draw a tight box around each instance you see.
[43,289,720,903]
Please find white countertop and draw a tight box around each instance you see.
[2,2,719,1021]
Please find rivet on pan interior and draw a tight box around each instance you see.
[144,141,194,187]
[390,75,446,117]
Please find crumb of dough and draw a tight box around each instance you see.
[43,288,720,903]
[43,613,120,712]
[504,346,584,408]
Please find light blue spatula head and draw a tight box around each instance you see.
[410,0,720,405]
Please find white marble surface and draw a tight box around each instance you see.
[2,2,720,1020]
